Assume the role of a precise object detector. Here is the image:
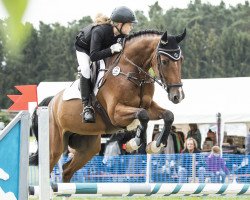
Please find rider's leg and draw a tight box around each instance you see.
[76,50,95,123]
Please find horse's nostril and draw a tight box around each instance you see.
[174,96,179,101]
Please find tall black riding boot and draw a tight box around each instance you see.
[80,76,95,123]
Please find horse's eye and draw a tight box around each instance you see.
[161,60,169,65]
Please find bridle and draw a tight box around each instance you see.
[156,44,183,92]
[122,42,183,93]
[99,39,183,94]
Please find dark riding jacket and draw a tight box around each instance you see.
[75,24,121,62]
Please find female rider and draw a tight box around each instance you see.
[75,6,137,123]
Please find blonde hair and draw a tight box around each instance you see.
[93,13,111,25]
[212,145,221,154]
[184,137,198,150]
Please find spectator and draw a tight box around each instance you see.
[207,129,217,145]
[176,131,185,152]
[234,131,250,183]
[246,129,250,155]
[206,146,229,183]
[178,138,205,183]
[187,123,202,150]
[223,138,245,154]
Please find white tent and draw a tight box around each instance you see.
[153,77,250,124]
[152,77,250,140]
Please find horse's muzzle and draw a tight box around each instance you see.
[168,87,185,104]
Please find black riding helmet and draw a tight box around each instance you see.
[110,6,138,24]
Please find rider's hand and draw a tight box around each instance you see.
[110,43,122,54]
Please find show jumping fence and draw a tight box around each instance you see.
[1,108,249,200]
[27,107,250,199]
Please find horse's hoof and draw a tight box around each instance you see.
[146,141,163,154]
[125,138,140,153]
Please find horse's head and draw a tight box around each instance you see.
[156,29,186,104]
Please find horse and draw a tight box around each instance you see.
[47,29,186,182]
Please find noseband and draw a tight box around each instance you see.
[156,45,183,92]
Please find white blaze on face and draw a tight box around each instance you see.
[178,87,184,102]
[168,86,184,103]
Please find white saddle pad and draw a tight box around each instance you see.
[63,60,105,101]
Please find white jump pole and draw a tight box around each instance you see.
[38,107,50,200]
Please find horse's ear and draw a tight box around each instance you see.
[160,31,168,44]
[176,28,186,43]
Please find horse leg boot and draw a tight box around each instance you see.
[126,109,149,152]
[80,75,95,123]
[146,110,174,153]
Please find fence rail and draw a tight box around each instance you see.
[29,153,250,185]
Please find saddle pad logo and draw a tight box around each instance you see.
[112,66,120,76]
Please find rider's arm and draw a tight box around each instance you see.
[89,28,113,62]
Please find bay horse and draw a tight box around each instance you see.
[48,29,186,182]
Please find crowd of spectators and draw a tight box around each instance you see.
[101,124,250,184]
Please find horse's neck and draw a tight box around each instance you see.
[105,35,160,71]
[124,36,160,70]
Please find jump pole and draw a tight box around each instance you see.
[30,182,250,196]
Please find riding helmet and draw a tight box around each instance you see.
[110,6,138,23]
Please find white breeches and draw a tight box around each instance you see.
[76,50,90,79]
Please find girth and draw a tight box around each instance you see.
[92,98,125,134]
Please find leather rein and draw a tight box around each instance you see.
[99,40,183,107]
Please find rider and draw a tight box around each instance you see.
[75,6,137,123]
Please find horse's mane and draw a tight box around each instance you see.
[126,30,164,41]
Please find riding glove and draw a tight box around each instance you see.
[110,43,123,54]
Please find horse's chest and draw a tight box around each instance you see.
[140,95,152,109]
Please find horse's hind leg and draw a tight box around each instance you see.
[62,134,101,182]
[49,119,65,173]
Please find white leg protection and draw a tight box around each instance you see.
[76,50,91,79]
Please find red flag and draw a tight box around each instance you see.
[7,85,37,110]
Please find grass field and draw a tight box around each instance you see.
[29,195,249,200]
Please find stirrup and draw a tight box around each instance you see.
[81,106,95,123]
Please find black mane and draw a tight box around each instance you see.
[126,30,163,41]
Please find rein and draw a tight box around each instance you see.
[97,38,183,107]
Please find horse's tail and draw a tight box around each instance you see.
[29,96,54,166]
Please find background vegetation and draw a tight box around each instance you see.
[0,0,249,108]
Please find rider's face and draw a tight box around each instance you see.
[121,23,133,35]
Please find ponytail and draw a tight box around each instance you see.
[93,13,111,25]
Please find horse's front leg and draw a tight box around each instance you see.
[112,103,149,152]
[125,108,150,152]
[146,101,174,154]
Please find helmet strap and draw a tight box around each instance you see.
[115,23,124,35]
